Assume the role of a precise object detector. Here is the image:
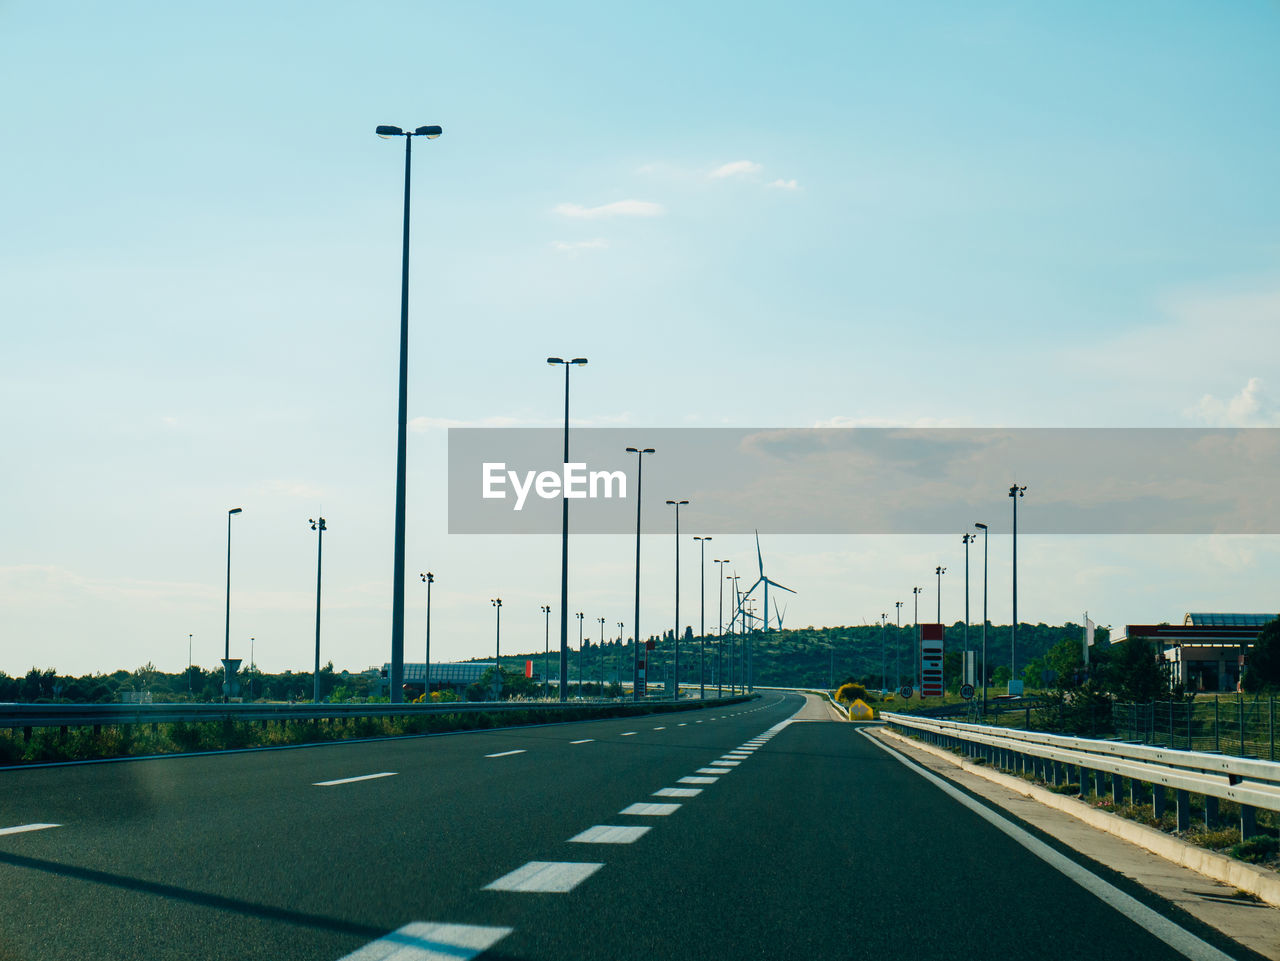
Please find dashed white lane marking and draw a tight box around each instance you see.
[713,759,742,766]
[654,787,702,797]
[620,731,637,736]
[620,802,681,816]
[336,921,513,960]
[0,823,60,836]
[485,750,526,758]
[569,825,652,844]
[678,776,718,785]
[696,767,731,775]
[570,739,594,745]
[695,720,703,723]
[314,773,398,787]
[652,726,666,730]
[677,723,687,727]
[485,861,604,893]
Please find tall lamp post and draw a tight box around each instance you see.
[935,566,946,624]
[617,621,625,689]
[1009,484,1027,689]
[187,634,193,695]
[223,507,243,704]
[962,533,975,672]
[975,522,989,714]
[548,356,589,703]
[491,598,502,696]
[894,600,903,690]
[310,516,327,703]
[730,574,741,693]
[576,611,585,699]
[714,558,729,696]
[912,586,923,692]
[420,572,433,696]
[880,613,887,694]
[693,536,711,697]
[625,446,655,701]
[375,122,442,703]
[666,500,689,700]
[541,604,552,699]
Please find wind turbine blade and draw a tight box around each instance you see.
[755,530,764,578]
[763,577,795,594]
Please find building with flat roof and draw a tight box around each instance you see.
[1114,613,1276,692]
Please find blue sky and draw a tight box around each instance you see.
[2,1,1279,675]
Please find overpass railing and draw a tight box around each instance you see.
[881,711,1280,843]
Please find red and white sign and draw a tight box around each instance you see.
[525,659,533,679]
[920,623,945,697]
[637,658,646,696]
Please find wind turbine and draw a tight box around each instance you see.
[740,531,795,632]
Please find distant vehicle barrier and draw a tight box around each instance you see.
[0,695,754,746]
[881,711,1280,843]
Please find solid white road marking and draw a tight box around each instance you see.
[654,787,702,797]
[314,773,397,787]
[0,823,60,836]
[485,861,604,893]
[678,776,718,785]
[336,921,512,961]
[620,802,681,816]
[570,739,594,745]
[859,731,1237,961]
[485,750,527,758]
[569,825,652,844]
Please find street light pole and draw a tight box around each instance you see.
[880,613,887,695]
[975,522,989,714]
[626,447,654,701]
[491,598,503,695]
[694,535,711,698]
[714,559,729,696]
[617,621,625,690]
[541,604,551,699]
[223,507,242,704]
[547,356,588,704]
[935,566,946,625]
[666,500,689,700]
[894,600,903,690]
[1009,484,1027,688]
[962,533,975,670]
[912,586,923,692]
[375,122,442,704]
[187,634,193,696]
[576,611,585,699]
[310,516,327,703]
[420,572,433,696]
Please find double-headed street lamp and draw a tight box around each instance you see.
[550,356,589,702]
[693,535,711,698]
[491,598,503,694]
[541,604,552,699]
[420,572,434,695]
[666,499,689,700]
[626,446,655,701]
[310,516,327,703]
[975,522,989,713]
[894,600,903,689]
[1009,484,1027,687]
[912,585,923,692]
[961,533,976,665]
[935,565,946,625]
[375,122,442,703]
[575,611,585,698]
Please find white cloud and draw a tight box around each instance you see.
[768,178,799,190]
[553,200,663,219]
[1190,377,1280,426]
[550,238,609,253]
[710,160,763,179]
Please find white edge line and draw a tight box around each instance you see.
[857,730,1236,961]
[0,823,61,836]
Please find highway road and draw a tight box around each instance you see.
[0,692,1268,961]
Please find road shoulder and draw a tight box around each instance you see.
[866,725,1280,961]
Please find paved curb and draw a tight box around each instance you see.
[873,726,1280,909]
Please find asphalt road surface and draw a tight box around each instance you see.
[0,692,1266,961]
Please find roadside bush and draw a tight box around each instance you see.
[1230,834,1279,864]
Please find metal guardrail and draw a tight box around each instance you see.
[0,694,754,732]
[881,711,1280,841]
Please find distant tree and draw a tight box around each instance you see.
[1100,636,1166,702]
[1243,618,1280,692]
